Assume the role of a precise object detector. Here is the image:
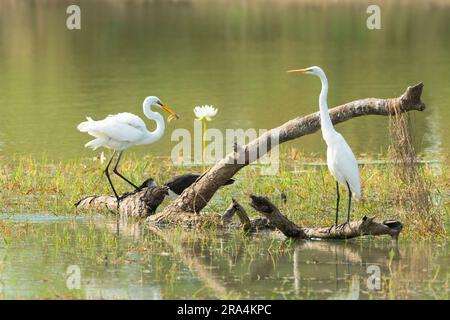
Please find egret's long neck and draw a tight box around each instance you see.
[317,72,336,142]
[142,103,165,144]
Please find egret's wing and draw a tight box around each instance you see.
[107,113,147,131]
[334,136,361,198]
[89,113,147,142]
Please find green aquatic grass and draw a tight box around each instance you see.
[0,151,448,238]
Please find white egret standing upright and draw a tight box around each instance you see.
[288,66,361,225]
[77,96,179,202]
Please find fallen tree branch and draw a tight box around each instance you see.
[231,199,251,227]
[249,195,403,240]
[152,83,425,223]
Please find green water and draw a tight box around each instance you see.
[0,0,449,159]
[0,214,447,299]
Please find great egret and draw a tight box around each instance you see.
[77,96,179,202]
[138,174,235,199]
[288,66,361,225]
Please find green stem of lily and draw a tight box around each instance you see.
[202,118,207,164]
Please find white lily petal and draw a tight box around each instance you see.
[193,105,218,121]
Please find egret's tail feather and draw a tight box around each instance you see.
[353,187,361,200]
[85,138,106,150]
[77,117,96,132]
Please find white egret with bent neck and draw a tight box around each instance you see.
[77,96,179,202]
[288,66,361,225]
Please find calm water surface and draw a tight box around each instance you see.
[0,214,447,299]
[0,0,449,158]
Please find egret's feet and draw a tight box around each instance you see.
[338,222,351,230]
[115,194,130,209]
[327,224,338,233]
[114,198,121,210]
[118,193,130,202]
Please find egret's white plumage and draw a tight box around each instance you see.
[326,133,361,199]
[77,96,178,202]
[288,66,361,224]
[77,96,174,151]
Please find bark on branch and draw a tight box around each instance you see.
[75,186,169,218]
[151,82,425,223]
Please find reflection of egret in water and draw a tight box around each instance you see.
[289,240,401,299]
[0,130,3,152]
[329,274,360,300]
[84,278,161,300]
[293,247,300,295]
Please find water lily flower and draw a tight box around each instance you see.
[193,105,218,163]
[194,105,218,121]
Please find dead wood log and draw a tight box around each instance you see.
[152,83,425,223]
[75,186,169,218]
[249,195,403,240]
[222,198,251,231]
[221,198,275,232]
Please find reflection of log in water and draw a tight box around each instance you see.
[148,226,228,298]
[147,225,402,299]
[88,217,444,299]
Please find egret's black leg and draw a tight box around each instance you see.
[335,181,340,226]
[346,181,352,224]
[113,151,139,189]
[104,151,120,202]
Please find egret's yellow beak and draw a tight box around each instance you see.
[287,68,310,74]
[161,103,179,123]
